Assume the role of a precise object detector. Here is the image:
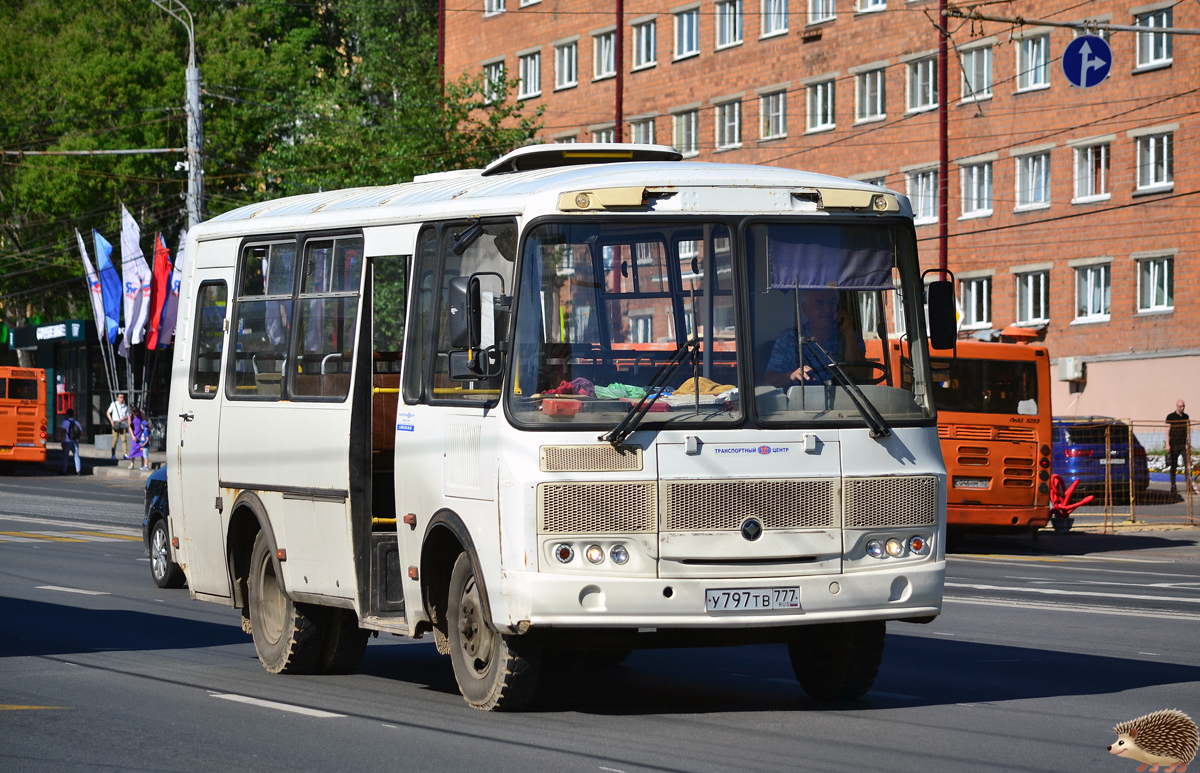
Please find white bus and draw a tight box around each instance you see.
[167,144,957,710]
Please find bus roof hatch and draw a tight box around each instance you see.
[481,143,683,176]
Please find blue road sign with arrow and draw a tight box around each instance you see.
[1063,35,1112,88]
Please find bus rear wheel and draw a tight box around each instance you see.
[447,552,541,710]
[314,608,370,675]
[788,620,886,701]
[248,531,324,674]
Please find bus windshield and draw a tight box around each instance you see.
[929,357,1039,415]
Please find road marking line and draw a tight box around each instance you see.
[0,513,140,535]
[945,581,1200,604]
[210,693,345,718]
[0,535,41,543]
[0,704,67,710]
[943,594,1200,621]
[0,531,86,543]
[1139,652,1161,656]
[35,585,110,596]
[27,531,121,542]
[66,531,141,542]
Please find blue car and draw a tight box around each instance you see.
[1051,417,1150,498]
[142,465,185,588]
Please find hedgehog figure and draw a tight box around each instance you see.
[1107,710,1199,772]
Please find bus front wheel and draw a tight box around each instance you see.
[447,552,541,710]
[247,531,324,674]
[788,620,886,701]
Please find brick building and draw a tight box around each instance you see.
[443,0,1197,420]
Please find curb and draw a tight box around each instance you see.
[92,465,160,482]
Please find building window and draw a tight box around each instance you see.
[1017,35,1050,91]
[763,0,788,34]
[1136,8,1173,68]
[594,31,616,79]
[1137,133,1173,190]
[907,169,937,224]
[632,20,657,69]
[961,162,992,217]
[856,69,885,121]
[907,58,937,111]
[761,91,787,138]
[675,9,700,58]
[806,80,835,131]
[592,127,615,143]
[861,176,887,188]
[1138,255,1174,312]
[808,0,835,24]
[517,52,541,98]
[859,0,885,12]
[961,276,991,329]
[484,0,505,15]
[961,46,992,101]
[1073,143,1109,201]
[555,135,578,144]
[1015,152,1050,209]
[554,42,578,89]
[1075,264,1110,321]
[483,61,505,103]
[715,100,741,149]
[631,118,656,144]
[519,0,539,6]
[675,110,699,156]
[1016,271,1049,324]
[715,0,743,47]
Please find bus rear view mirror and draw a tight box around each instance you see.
[449,349,502,382]
[925,276,957,351]
[447,275,479,349]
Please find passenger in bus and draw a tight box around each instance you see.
[763,289,865,387]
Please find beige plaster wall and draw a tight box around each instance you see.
[1050,356,1200,422]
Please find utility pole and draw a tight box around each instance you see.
[937,0,948,278]
[615,0,624,142]
[153,0,204,229]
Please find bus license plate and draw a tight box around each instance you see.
[954,477,989,489]
[1099,459,1126,465]
[705,587,800,612]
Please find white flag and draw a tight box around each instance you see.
[118,205,152,357]
[158,229,186,346]
[77,229,107,344]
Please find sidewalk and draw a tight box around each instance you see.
[75,441,167,482]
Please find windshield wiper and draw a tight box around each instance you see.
[600,338,699,448]
[801,337,892,439]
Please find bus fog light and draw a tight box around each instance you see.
[609,544,629,565]
[554,544,575,564]
[585,545,605,564]
[885,538,904,557]
[865,539,884,558]
[909,535,927,554]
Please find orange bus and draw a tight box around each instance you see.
[869,339,1052,544]
[0,366,48,470]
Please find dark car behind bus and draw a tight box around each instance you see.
[1051,417,1150,498]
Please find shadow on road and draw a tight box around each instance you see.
[952,529,1198,557]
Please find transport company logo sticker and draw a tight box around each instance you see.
[397,412,416,432]
[713,446,789,455]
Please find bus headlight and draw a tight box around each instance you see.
[865,539,884,558]
[909,535,927,554]
[585,545,605,564]
[885,538,905,557]
[554,544,575,564]
[609,544,629,565]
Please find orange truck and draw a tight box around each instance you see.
[0,366,48,470]
[869,339,1052,543]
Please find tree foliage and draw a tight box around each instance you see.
[0,0,541,323]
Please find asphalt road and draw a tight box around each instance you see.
[2,469,1198,773]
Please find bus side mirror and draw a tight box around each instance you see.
[448,275,479,349]
[926,279,957,351]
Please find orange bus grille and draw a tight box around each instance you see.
[1003,478,1035,487]
[958,456,990,466]
[954,426,996,440]
[996,428,1038,442]
[16,421,36,444]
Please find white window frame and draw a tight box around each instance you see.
[907,58,937,112]
[517,52,541,99]
[855,69,885,122]
[715,100,742,150]
[960,276,991,329]
[960,162,992,218]
[806,80,835,132]
[1017,35,1050,91]
[1074,263,1110,322]
[632,20,657,69]
[858,0,885,13]
[760,91,787,139]
[674,110,700,157]
[1136,8,1173,68]
[763,0,788,35]
[554,42,578,90]
[1073,143,1110,202]
[594,31,616,79]
[1137,255,1174,312]
[1136,133,1173,191]
[484,0,506,16]
[961,46,992,101]
[483,61,505,104]
[715,0,743,48]
[907,169,938,225]
[592,127,616,143]
[519,0,539,6]
[808,0,835,24]
[1015,271,1049,324]
[630,118,656,144]
[1015,152,1051,210]
[675,9,700,59]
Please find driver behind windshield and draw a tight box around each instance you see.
[763,289,864,387]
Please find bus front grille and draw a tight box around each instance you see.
[662,479,837,531]
[539,444,643,473]
[843,476,938,528]
[537,482,657,534]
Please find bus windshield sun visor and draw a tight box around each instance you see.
[768,225,895,291]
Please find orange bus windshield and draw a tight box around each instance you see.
[929,357,1040,416]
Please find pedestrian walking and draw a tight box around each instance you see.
[59,408,83,475]
[106,393,130,460]
[127,406,150,471]
[1165,399,1190,494]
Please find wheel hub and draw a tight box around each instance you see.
[457,577,494,675]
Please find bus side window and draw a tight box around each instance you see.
[403,228,438,404]
[291,236,364,400]
[228,241,296,399]
[190,282,228,398]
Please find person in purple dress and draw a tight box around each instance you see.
[127,406,150,471]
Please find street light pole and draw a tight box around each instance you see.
[153,0,204,229]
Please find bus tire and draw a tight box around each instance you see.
[788,620,885,701]
[447,552,541,711]
[247,530,324,674]
[314,608,369,675]
[149,519,185,589]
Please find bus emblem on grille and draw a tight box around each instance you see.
[741,518,763,541]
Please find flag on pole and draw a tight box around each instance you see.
[146,233,172,349]
[76,229,107,344]
[158,229,186,347]
[118,205,152,357]
[93,230,122,343]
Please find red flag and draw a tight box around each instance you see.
[146,233,172,349]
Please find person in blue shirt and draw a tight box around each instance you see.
[764,289,865,387]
